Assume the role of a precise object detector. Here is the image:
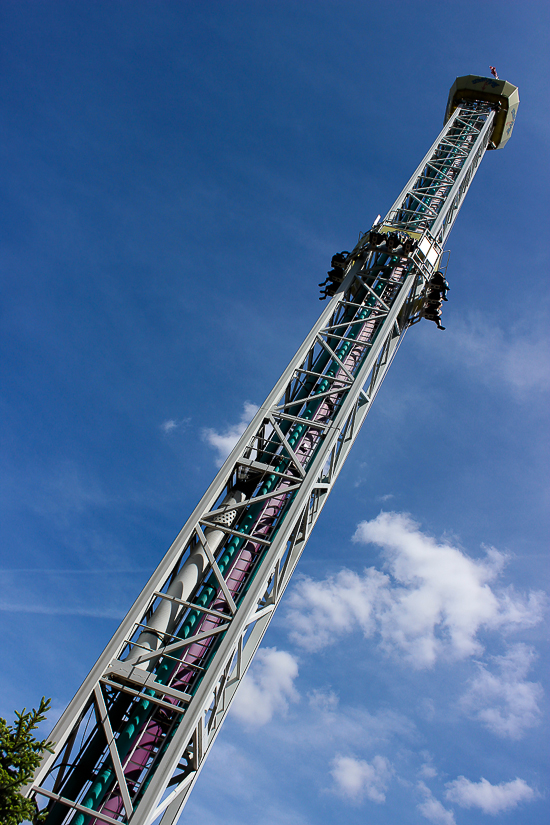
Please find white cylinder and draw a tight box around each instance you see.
[126,489,246,666]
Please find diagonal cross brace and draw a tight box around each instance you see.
[93,685,134,818]
[267,414,307,478]
[353,277,391,312]
[149,770,197,823]
[202,483,302,520]
[196,525,238,614]
[315,335,356,384]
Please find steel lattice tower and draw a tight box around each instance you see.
[27,74,519,825]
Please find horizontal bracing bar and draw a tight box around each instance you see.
[203,482,302,520]
[152,591,231,622]
[237,456,301,483]
[129,622,231,667]
[275,385,350,411]
[33,788,124,825]
[100,678,187,713]
[272,411,328,431]
[198,520,272,545]
[320,330,376,347]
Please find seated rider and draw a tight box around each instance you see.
[423,308,445,331]
[422,298,445,330]
[428,271,449,301]
[319,251,349,297]
[319,270,344,288]
[421,280,446,330]
[331,251,349,268]
[425,288,442,304]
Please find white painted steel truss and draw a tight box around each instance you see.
[28,101,496,825]
[385,102,495,244]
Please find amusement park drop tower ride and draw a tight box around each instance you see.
[27,73,519,825]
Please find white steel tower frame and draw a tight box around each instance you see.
[28,95,504,825]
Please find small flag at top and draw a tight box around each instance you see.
[490,66,499,79]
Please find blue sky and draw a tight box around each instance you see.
[1,2,549,824]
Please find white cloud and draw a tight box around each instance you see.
[418,756,438,779]
[417,782,455,825]
[445,775,537,815]
[161,419,177,433]
[160,417,190,434]
[460,643,543,738]
[272,696,414,754]
[307,688,339,713]
[287,512,544,667]
[203,401,259,466]
[423,313,550,394]
[355,513,544,664]
[330,754,392,804]
[286,566,385,652]
[231,671,413,757]
[230,647,299,727]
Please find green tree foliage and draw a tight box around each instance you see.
[0,697,54,825]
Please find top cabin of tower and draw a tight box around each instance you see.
[445,75,519,150]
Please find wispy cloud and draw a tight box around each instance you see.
[420,312,550,395]
[244,685,414,755]
[0,601,124,619]
[231,660,414,758]
[330,754,393,804]
[445,775,537,815]
[3,459,110,519]
[418,753,438,780]
[286,512,544,666]
[417,782,456,825]
[187,741,311,825]
[0,568,149,618]
[286,566,383,653]
[203,402,259,466]
[0,567,151,575]
[199,741,260,804]
[460,643,543,738]
[160,417,191,434]
[230,647,299,727]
